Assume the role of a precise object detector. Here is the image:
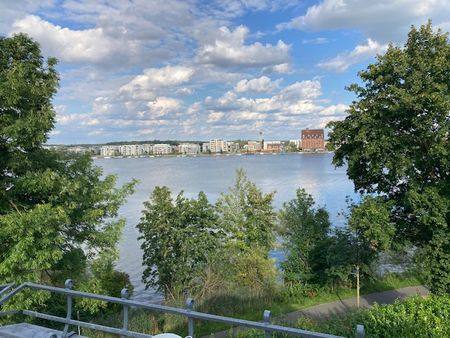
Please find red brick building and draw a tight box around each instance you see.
[301,129,325,151]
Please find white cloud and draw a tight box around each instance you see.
[196,25,290,68]
[269,63,292,74]
[121,66,194,92]
[317,39,387,72]
[318,104,349,116]
[11,15,139,65]
[176,87,194,95]
[234,76,280,93]
[146,97,182,117]
[277,0,450,42]
[0,0,52,32]
[229,111,267,120]
[207,112,225,123]
[277,80,322,101]
[119,66,195,101]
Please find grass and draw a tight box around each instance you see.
[81,272,424,338]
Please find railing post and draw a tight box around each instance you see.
[263,310,271,338]
[186,298,194,337]
[121,288,130,338]
[356,324,365,338]
[62,279,73,338]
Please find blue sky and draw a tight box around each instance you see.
[2,0,449,144]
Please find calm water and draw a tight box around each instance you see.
[95,153,356,302]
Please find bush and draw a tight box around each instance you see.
[294,295,450,338]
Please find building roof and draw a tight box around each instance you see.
[301,129,324,139]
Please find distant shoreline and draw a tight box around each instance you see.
[93,151,333,160]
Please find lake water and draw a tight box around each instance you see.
[95,153,356,302]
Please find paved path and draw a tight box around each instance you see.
[206,285,429,338]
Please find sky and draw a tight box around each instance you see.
[1,0,449,144]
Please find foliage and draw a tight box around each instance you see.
[0,34,135,313]
[295,295,450,338]
[323,197,393,289]
[207,244,278,298]
[327,22,450,294]
[137,187,220,299]
[278,188,331,284]
[216,168,276,255]
[325,227,377,290]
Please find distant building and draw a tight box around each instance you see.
[140,144,153,154]
[247,140,262,152]
[179,143,200,155]
[227,142,240,153]
[119,144,140,156]
[100,145,119,157]
[202,142,210,153]
[301,129,325,151]
[263,141,282,152]
[209,139,228,153]
[153,144,172,155]
[289,139,301,149]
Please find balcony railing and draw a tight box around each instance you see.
[0,281,365,338]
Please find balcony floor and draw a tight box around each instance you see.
[0,323,87,338]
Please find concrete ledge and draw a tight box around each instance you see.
[0,323,87,338]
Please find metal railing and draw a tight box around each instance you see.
[0,280,365,338]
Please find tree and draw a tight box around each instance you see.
[0,34,135,311]
[278,188,331,284]
[137,187,219,300]
[327,22,450,294]
[216,168,276,254]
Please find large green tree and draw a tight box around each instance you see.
[0,34,135,311]
[137,187,219,300]
[327,22,450,294]
[278,188,331,284]
[210,169,278,297]
[216,168,276,254]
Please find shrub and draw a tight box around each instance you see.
[294,295,450,338]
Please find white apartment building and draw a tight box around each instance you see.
[209,139,228,153]
[202,143,210,153]
[119,144,140,156]
[153,144,172,155]
[100,145,119,157]
[227,142,240,153]
[140,143,153,154]
[179,143,200,155]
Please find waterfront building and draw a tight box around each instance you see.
[119,144,140,156]
[289,139,301,149]
[209,139,228,153]
[227,142,240,153]
[247,140,262,152]
[153,143,172,155]
[140,143,153,155]
[202,142,210,153]
[179,143,201,155]
[100,145,119,157]
[65,146,87,154]
[263,141,282,152]
[301,129,325,151]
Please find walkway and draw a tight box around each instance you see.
[206,285,429,337]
